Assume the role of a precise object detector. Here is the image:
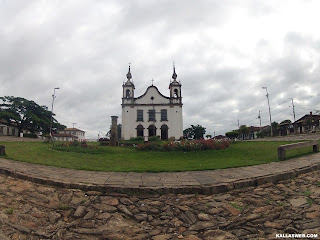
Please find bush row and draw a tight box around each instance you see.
[135,139,230,152]
[52,141,101,154]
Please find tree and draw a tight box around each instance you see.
[0,96,65,134]
[225,130,239,139]
[205,134,212,139]
[271,121,280,136]
[280,119,292,125]
[183,124,206,139]
[238,125,249,140]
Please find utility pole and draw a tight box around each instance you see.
[238,119,240,128]
[289,98,296,122]
[49,87,60,140]
[262,87,273,137]
[72,123,77,129]
[258,110,261,132]
[289,98,296,134]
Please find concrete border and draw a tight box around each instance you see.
[0,153,320,194]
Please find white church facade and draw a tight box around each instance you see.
[121,66,183,140]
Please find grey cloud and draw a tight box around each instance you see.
[1,0,320,138]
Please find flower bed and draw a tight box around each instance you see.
[52,141,101,154]
[136,139,230,151]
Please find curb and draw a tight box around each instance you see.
[1,161,320,195]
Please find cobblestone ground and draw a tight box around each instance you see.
[0,171,319,240]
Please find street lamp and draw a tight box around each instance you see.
[262,87,273,137]
[49,87,60,140]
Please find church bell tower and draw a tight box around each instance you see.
[122,65,135,105]
[169,64,182,105]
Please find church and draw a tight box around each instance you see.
[121,65,183,140]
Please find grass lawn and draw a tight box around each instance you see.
[0,141,317,172]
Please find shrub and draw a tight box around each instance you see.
[72,140,79,147]
[23,133,37,138]
[149,136,160,141]
[52,142,101,154]
[136,141,162,151]
[120,136,144,145]
[81,141,88,148]
[136,139,230,152]
[129,136,144,141]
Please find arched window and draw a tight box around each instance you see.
[136,124,144,137]
[126,89,131,98]
[174,89,178,98]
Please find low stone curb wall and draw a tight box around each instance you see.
[1,160,319,195]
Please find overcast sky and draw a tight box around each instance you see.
[1,0,320,139]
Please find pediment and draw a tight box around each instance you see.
[135,86,170,104]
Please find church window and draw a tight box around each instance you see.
[174,89,178,98]
[126,89,131,98]
[137,110,143,121]
[161,109,167,121]
[148,109,156,121]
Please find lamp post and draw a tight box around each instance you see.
[49,87,60,140]
[262,87,273,137]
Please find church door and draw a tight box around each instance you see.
[161,124,168,140]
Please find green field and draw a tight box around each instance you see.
[0,141,316,172]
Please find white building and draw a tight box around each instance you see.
[121,65,183,140]
[0,120,19,136]
[58,128,86,142]
[53,133,79,142]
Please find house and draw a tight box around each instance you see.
[53,133,79,142]
[294,112,320,134]
[248,126,261,139]
[247,126,270,139]
[0,120,19,137]
[121,65,183,140]
[212,135,229,141]
[58,128,86,142]
[279,122,294,136]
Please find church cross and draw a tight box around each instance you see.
[151,78,154,85]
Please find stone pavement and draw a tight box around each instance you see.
[1,152,320,194]
[1,164,320,239]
